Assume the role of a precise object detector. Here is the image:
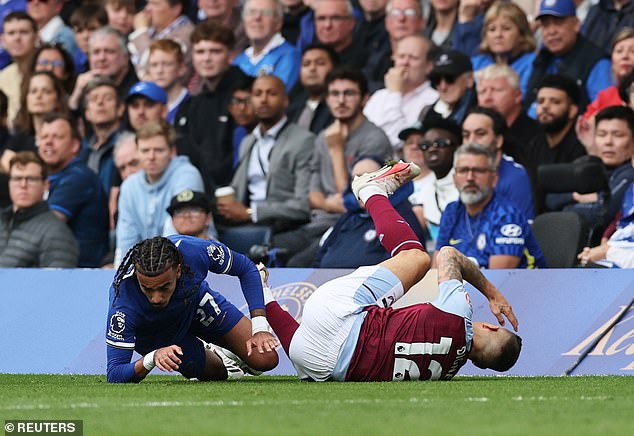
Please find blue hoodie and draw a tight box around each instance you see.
[115,155,205,265]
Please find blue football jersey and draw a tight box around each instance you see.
[436,193,545,268]
[105,235,264,382]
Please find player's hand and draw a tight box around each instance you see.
[246,331,279,356]
[154,345,183,371]
[488,294,518,332]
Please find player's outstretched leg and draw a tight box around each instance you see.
[352,160,430,291]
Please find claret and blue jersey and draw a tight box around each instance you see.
[105,235,265,383]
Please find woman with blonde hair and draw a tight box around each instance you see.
[471,1,536,96]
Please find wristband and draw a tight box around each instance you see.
[251,316,270,335]
[142,350,156,371]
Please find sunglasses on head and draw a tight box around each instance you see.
[418,138,453,151]
[430,74,457,88]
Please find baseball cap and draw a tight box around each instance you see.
[429,50,472,81]
[536,0,576,20]
[167,190,211,216]
[126,81,167,104]
[398,121,425,140]
[417,110,462,139]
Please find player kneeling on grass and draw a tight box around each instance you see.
[105,236,279,383]
[262,161,521,381]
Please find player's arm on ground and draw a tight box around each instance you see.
[107,345,184,383]
[436,246,518,331]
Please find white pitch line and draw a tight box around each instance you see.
[0,398,429,411]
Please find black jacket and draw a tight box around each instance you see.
[175,66,250,195]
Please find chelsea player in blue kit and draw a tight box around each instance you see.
[105,236,279,383]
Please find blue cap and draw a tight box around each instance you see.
[536,0,576,19]
[126,81,167,104]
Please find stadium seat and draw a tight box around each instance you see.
[219,225,272,256]
[531,212,589,268]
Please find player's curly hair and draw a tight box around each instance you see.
[112,237,184,303]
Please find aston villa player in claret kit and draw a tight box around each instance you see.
[262,161,522,381]
[105,235,279,383]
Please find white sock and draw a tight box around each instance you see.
[359,185,388,205]
[262,286,275,305]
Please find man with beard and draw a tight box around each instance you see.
[436,143,545,269]
[525,74,587,177]
[216,75,314,252]
[286,43,337,135]
[294,65,392,266]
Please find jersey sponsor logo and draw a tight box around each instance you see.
[107,311,127,341]
[495,236,525,245]
[207,243,226,264]
[477,233,486,251]
[449,238,462,245]
[500,224,522,237]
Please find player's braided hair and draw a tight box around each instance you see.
[112,237,183,303]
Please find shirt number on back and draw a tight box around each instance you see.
[392,337,452,381]
[197,292,222,327]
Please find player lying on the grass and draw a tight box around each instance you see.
[105,236,279,383]
[261,161,521,381]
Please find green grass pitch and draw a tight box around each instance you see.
[1,375,632,435]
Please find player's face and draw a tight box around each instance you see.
[8,162,48,210]
[136,265,182,309]
[595,118,634,167]
[326,79,366,122]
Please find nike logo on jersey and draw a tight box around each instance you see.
[449,238,462,245]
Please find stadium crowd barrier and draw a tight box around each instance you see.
[1,268,633,377]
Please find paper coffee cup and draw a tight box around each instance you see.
[215,186,235,204]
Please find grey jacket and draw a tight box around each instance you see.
[0,202,79,268]
[232,122,315,232]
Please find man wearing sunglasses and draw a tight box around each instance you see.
[400,110,460,248]
[420,49,476,127]
[436,143,546,269]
